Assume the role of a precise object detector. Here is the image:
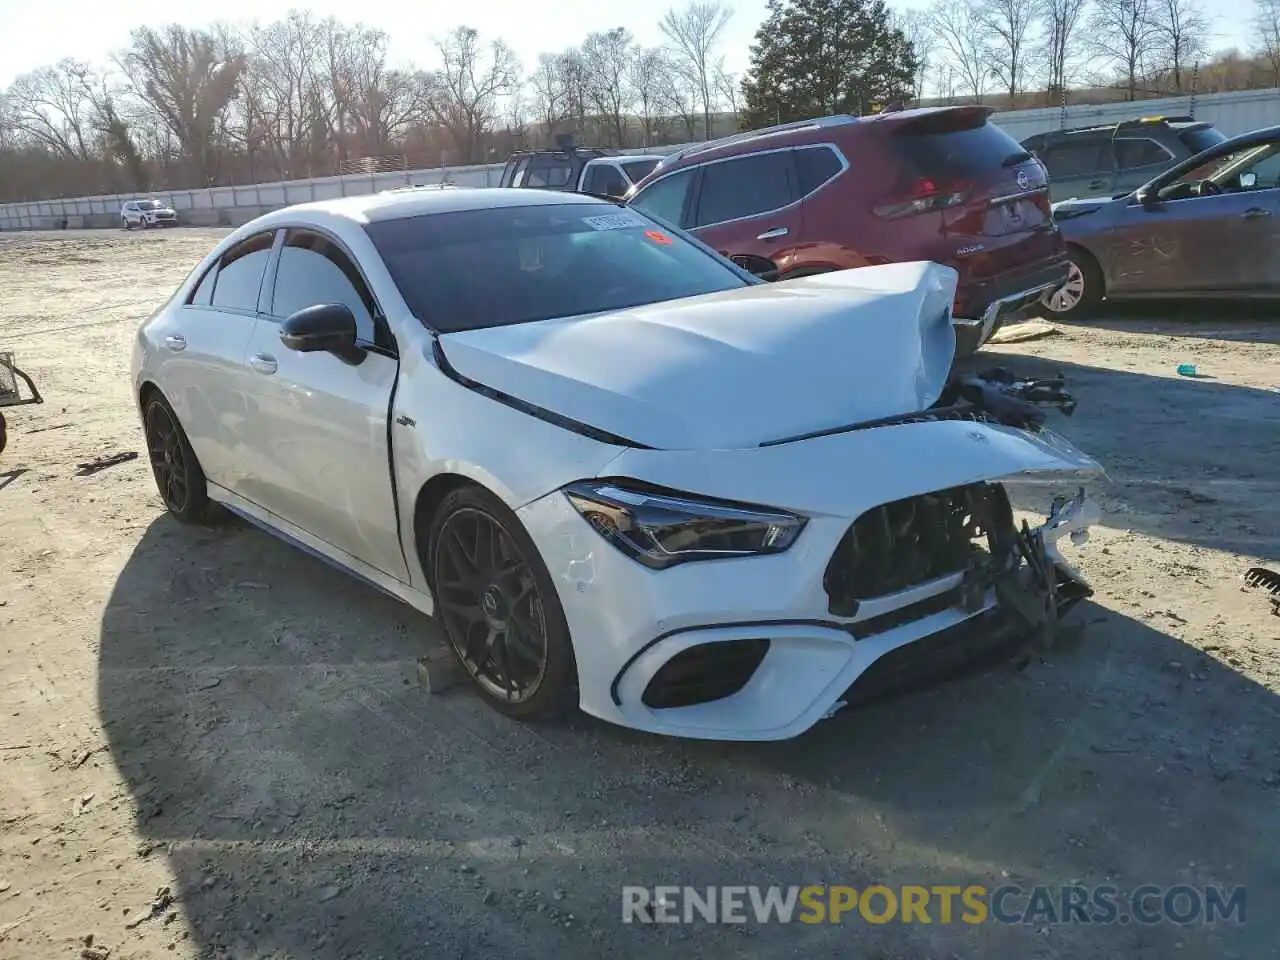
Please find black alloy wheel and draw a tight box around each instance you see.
[142,393,219,524]
[429,487,576,719]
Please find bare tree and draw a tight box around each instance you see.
[659,0,733,139]
[244,12,325,176]
[1089,0,1157,99]
[1151,0,1209,91]
[713,58,741,118]
[978,0,1038,100]
[1038,0,1089,104]
[119,25,245,183]
[426,27,519,163]
[1256,0,1280,84]
[4,60,102,159]
[628,48,670,145]
[894,9,935,102]
[529,53,573,138]
[581,28,636,146]
[928,0,993,101]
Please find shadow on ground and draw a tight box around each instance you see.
[98,509,1280,960]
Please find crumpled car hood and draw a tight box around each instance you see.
[436,261,958,450]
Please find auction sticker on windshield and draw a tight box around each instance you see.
[583,212,649,231]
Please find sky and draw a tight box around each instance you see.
[0,0,1263,90]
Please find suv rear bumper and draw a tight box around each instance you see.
[954,258,1070,348]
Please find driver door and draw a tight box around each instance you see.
[1109,149,1280,295]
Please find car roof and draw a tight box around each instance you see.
[1027,118,1214,143]
[278,187,618,224]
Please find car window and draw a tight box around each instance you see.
[1240,146,1280,188]
[1040,139,1110,178]
[188,265,217,306]
[584,163,627,197]
[210,232,275,313]
[364,203,750,333]
[622,158,660,183]
[793,146,843,195]
[694,152,795,226]
[628,168,696,226]
[1115,138,1170,170]
[271,230,378,343]
[1178,126,1228,155]
[526,159,574,188]
[508,158,530,187]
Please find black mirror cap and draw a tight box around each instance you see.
[730,254,780,282]
[280,303,365,365]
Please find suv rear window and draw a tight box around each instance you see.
[893,119,1029,177]
[1178,126,1228,155]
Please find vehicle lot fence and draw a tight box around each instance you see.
[4,87,1280,231]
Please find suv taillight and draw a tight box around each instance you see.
[873,177,971,219]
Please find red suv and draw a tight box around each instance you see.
[625,107,1068,355]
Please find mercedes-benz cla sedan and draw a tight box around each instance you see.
[131,187,1101,741]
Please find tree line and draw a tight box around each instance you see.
[1,0,1278,203]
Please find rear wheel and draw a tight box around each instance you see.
[142,393,221,524]
[1040,250,1103,321]
[427,486,577,720]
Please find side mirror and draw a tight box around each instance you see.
[1240,171,1257,189]
[1135,187,1160,209]
[280,303,364,365]
[730,254,780,282]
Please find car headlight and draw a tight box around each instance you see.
[562,480,806,569]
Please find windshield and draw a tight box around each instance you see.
[364,203,750,333]
[622,158,660,183]
[136,200,163,210]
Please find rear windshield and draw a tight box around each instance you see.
[894,121,1029,177]
[364,204,750,333]
[1178,126,1228,155]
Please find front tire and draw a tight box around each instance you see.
[142,392,220,524]
[1040,250,1103,321]
[427,486,577,720]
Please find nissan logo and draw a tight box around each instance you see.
[1016,170,1031,190]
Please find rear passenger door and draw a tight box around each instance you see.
[161,231,275,494]
[687,150,803,276]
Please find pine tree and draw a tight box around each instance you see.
[741,0,918,129]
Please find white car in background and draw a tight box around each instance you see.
[130,188,1101,742]
[121,199,178,229]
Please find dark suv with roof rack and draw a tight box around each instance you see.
[1021,116,1227,202]
[624,106,1068,356]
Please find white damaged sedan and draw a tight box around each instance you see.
[131,188,1102,741]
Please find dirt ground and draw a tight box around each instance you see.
[1,227,1278,960]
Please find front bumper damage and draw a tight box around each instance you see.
[519,368,1104,742]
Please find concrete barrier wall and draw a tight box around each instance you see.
[5,87,1280,231]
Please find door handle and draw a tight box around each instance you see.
[164,335,186,352]
[756,227,789,241]
[249,353,278,375]
[1242,207,1272,220]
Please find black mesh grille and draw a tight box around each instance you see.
[642,639,771,709]
[824,483,1013,616]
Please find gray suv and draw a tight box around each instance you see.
[1023,117,1226,202]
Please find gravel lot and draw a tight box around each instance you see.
[1,227,1278,960]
